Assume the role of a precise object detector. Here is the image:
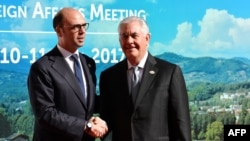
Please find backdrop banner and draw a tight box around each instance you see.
[0,0,250,140]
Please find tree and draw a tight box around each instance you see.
[238,99,248,124]
[217,112,236,125]
[0,107,11,137]
[244,113,250,124]
[205,121,223,141]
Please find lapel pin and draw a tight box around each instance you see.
[88,64,91,68]
[149,70,155,74]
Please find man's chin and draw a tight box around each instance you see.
[77,43,84,47]
[126,51,138,59]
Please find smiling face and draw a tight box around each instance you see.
[55,8,87,53]
[119,20,150,65]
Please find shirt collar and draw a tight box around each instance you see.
[57,44,79,58]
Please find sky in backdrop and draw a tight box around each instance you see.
[0,0,250,60]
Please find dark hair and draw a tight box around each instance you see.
[53,10,64,30]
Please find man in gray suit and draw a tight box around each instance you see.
[99,16,191,141]
[28,8,107,141]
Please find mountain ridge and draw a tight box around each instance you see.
[1,52,249,84]
[156,52,250,83]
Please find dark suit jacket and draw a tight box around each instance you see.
[100,53,191,141]
[28,46,97,141]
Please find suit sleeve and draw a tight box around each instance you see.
[28,62,86,139]
[169,66,192,141]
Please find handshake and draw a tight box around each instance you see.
[84,116,108,138]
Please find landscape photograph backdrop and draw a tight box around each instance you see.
[0,0,250,140]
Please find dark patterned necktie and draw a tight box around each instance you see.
[132,66,139,87]
[131,66,140,103]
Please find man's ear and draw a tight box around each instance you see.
[55,26,62,37]
[146,33,151,41]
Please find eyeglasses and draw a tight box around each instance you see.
[63,23,89,32]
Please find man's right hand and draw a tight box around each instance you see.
[85,116,108,138]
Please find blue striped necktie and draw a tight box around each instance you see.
[71,54,86,102]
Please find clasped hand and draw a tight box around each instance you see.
[85,116,108,138]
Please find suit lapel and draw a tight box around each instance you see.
[114,60,130,99]
[134,54,158,109]
[50,48,88,109]
[120,61,130,96]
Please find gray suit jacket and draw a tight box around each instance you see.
[100,53,191,141]
[28,46,97,141]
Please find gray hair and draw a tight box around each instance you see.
[118,16,149,35]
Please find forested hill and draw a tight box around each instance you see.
[156,52,250,84]
[0,52,250,89]
[0,70,28,103]
[96,52,250,84]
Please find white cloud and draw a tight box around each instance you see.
[149,42,167,55]
[155,8,250,58]
[0,39,20,49]
[150,22,194,55]
[229,18,250,47]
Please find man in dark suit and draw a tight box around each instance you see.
[99,16,191,141]
[28,8,107,141]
